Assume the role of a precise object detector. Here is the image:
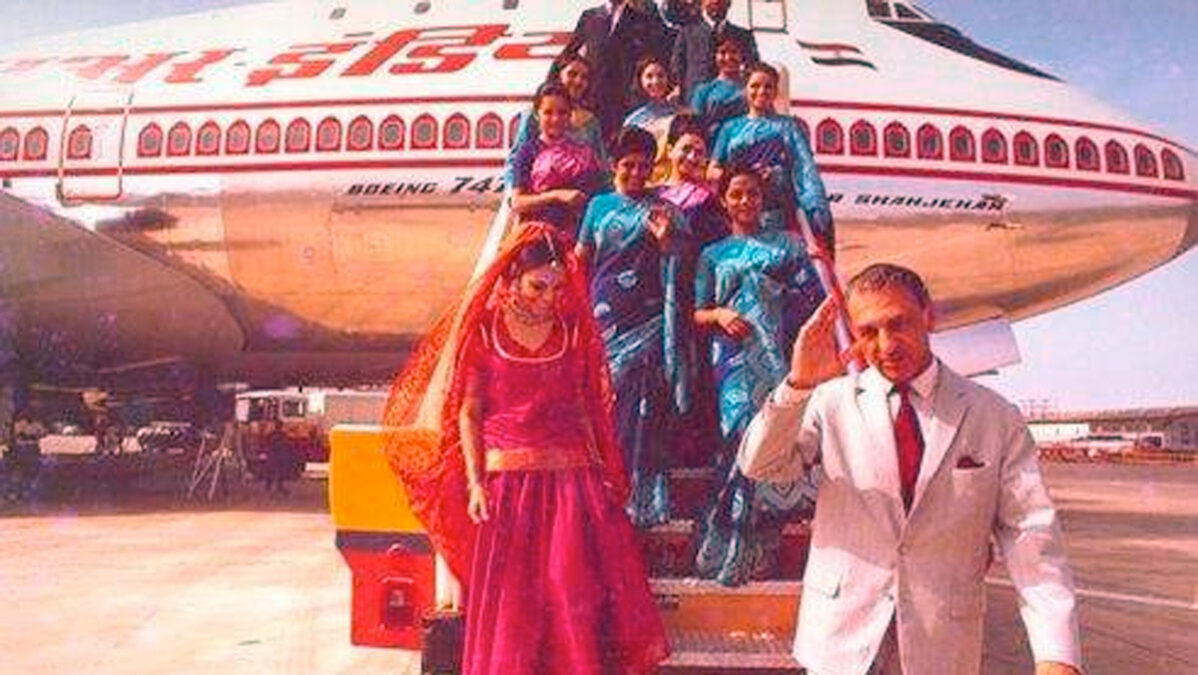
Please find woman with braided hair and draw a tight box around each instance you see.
[382,222,668,675]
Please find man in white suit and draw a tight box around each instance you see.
[738,263,1082,675]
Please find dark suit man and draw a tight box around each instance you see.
[562,0,669,142]
[670,0,759,102]
[739,264,1082,675]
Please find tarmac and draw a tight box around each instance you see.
[2,460,1196,675]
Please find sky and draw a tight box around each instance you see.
[1,0,1194,412]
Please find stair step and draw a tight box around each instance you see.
[661,627,801,674]
[652,577,802,637]
[639,519,812,580]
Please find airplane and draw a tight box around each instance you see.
[0,0,1193,412]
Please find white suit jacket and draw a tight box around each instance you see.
[738,362,1080,675]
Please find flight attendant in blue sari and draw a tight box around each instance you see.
[576,126,693,528]
[687,35,747,142]
[708,62,833,243]
[692,165,824,586]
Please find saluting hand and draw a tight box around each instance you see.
[787,299,856,389]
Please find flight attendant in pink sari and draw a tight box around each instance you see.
[383,222,668,675]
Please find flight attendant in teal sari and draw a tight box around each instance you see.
[576,126,693,528]
[692,165,824,586]
[708,62,833,243]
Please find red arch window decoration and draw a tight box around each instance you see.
[256,119,281,153]
[226,120,251,155]
[443,114,470,149]
[1075,137,1099,171]
[980,129,1007,164]
[23,127,48,161]
[509,115,522,149]
[883,122,911,158]
[411,114,438,149]
[476,113,504,149]
[1044,134,1069,169]
[195,121,221,156]
[1104,140,1129,174]
[347,116,374,151]
[916,124,943,160]
[849,120,877,156]
[378,115,405,150]
[67,125,93,160]
[316,117,342,152]
[1161,148,1185,181]
[137,123,163,157]
[0,128,20,161]
[1013,132,1039,166]
[815,118,844,155]
[949,126,976,162]
[285,118,311,153]
[793,116,810,142]
[167,122,192,157]
[1133,144,1158,177]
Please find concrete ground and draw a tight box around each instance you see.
[2,462,1195,674]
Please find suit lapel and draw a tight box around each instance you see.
[909,365,968,516]
[856,368,904,517]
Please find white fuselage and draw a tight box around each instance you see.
[0,0,1193,387]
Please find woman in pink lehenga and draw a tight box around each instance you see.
[383,222,669,675]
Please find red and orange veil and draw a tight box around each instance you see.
[381,221,626,580]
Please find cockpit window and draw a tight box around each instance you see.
[864,0,1058,80]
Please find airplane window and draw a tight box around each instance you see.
[137,124,163,158]
[226,120,251,154]
[317,117,342,152]
[916,123,943,160]
[379,115,405,151]
[348,116,374,151]
[884,122,911,158]
[329,7,346,20]
[23,127,48,161]
[1161,148,1185,181]
[1075,137,1099,171]
[850,120,878,156]
[866,0,891,19]
[477,114,504,149]
[1104,140,1129,174]
[508,115,521,149]
[949,126,975,162]
[67,125,93,160]
[444,114,471,149]
[256,120,281,153]
[1134,144,1158,177]
[167,122,192,157]
[0,128,18,161]
[503,0,519,9]
[893,4,921,20]
[1044,134,1069,169]
[286,119,311,153]
[196,122,221,156]
[981,129,1007,164]
[815,119,844,155]
[414,0,430,15]
[412,115,438,149]
[1013,132,1038,166]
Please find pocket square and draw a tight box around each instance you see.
[955,455,985,469]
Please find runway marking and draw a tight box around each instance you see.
[986,577,1198,611]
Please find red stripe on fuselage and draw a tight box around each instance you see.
[4,159,1193,200]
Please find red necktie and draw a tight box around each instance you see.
[893,384,924,511]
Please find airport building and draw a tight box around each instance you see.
[1026,406,1198,451]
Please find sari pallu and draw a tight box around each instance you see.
[692,230,824,586]
[578,192,693,527]
[711,114,834,243]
